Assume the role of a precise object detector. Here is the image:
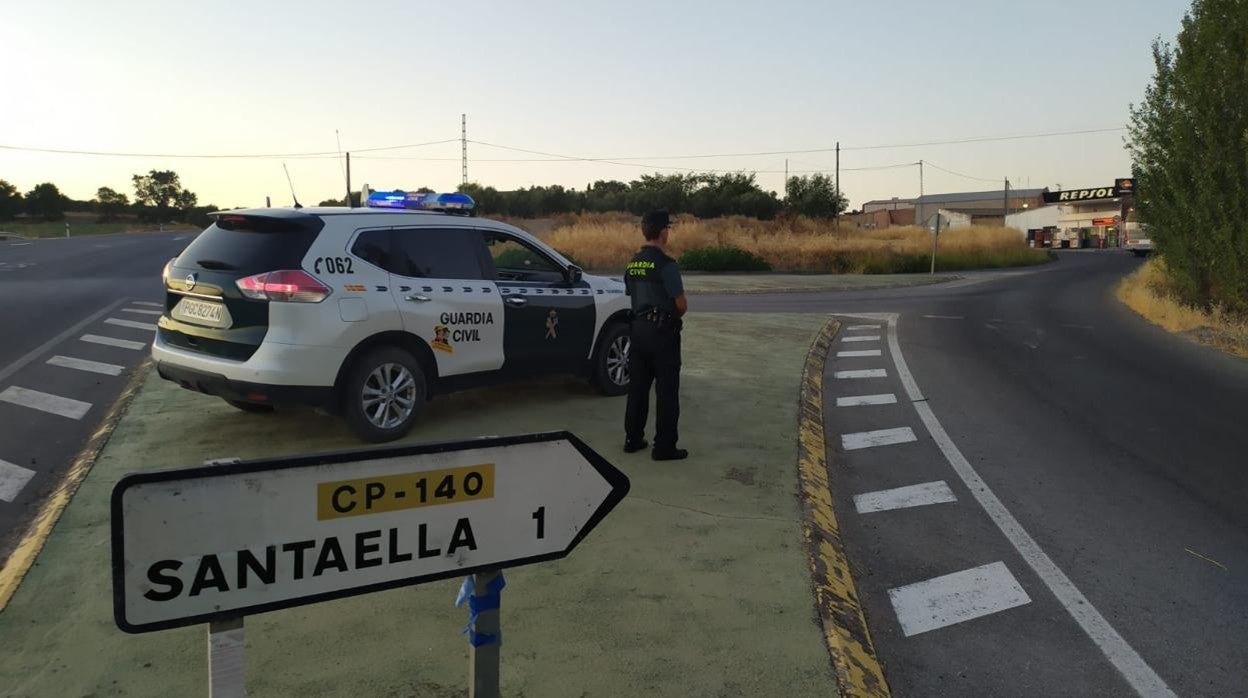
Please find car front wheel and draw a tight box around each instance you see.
[342,346,427,443]
[592,323,631,396]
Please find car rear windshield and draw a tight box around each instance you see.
[178,215,323,275]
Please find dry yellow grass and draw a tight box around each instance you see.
[543,213,1047,273]
[1117,258,1248,358]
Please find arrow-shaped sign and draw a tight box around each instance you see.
[111,432,629,633]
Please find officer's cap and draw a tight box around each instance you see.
[641,209,672,230]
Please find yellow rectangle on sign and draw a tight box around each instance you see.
[317,464,495,520]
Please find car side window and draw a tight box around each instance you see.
[482,232,563,283]
[391,228,486,279]
[350,229,392,271]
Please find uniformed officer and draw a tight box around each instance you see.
[624,210,688,461]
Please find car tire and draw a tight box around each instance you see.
[342,346,428,443]
[224,399,275,414]
[592,323,631,397]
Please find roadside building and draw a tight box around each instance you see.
[1008,178,1137,248]
[913,188,1046,229]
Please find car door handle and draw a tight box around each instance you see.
[505,296,527,307]
[404,294,432,303]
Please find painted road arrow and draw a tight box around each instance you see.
[111,431,629,633]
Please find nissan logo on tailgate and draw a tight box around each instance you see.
[184,273,196,291]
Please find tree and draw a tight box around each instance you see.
[0,180,21,221]
[96,187,129,222]
[132,170,197,223]
[24,182,67,221]
[785,174,847,219]
[1128,0,1248,313]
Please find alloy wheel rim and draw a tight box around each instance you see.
[606,335,630,386]
[362,363,417,429]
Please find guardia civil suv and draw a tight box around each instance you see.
[152,190,632,442]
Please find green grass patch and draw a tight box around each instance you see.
[680,245,772,271]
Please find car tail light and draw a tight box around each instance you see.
[236,270,331,303]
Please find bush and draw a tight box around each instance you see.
[679,246,772,272]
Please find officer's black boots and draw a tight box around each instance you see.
[624,438,649,453]
[652,448,689,461]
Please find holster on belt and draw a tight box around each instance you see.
[636,308,682,332]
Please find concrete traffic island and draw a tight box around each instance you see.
[0,313,841,696]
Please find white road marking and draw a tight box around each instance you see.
[888,561,1031,637]
[47,355,125,376]
[923,314,964,320]
[0,298,130,385]
[131,301,164,308]
[81,334,146,351]
[836,393,898,407]
[120,308,162,316]
[0,386,92,420]
[842,335,881,343]
[9,242,31,247]
[841,426,917,451]
[854,480,956,514]
[0,459,37,502]
[846,324,880,331]
[834,369,887,379]
[837,349,882,358]
[882,313,1175,696]
[105,318,157,331]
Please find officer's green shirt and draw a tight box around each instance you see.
[624,245,683,315]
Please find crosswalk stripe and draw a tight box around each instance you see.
[105,318,157,331]
[47,355,125,376]
[854,481,957,514]
[835,393,898,407]
[846,324,880,331]
[888,562,1031,637]
[841,427,917,450]
[131,301,163,308]
[0,386,92,420]
[834,369,887,379]
[0,459,36,502]
[838,349,882,358]
[842,335,881,343]
[81,334,146,350]
[120,308,163,316]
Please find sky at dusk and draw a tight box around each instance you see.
[1,0,1190,209]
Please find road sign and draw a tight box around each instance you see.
[111,432,629,633]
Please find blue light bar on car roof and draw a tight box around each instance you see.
[365,190,475,211]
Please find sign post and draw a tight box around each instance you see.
[111,432,629,694]
[929,213,943,275]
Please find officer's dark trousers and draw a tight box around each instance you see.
[625,318,681,451]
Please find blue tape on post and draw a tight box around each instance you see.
[455,572,506,648]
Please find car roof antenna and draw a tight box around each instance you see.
[282,162,303,209]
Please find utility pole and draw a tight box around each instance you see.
[345,152,352,208]
[1002,177,1009,226]
[461,114,468,186]
[835,141,840,231]
[918,159,924,228]
[784,159,788,199]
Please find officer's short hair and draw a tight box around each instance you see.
[642,210,671,240]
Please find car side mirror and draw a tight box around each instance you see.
[565,265,583,284]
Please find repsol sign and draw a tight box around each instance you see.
[1043,186,1121,204]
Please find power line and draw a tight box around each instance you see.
[0,138,460,159]
[923,161,1003,184]
[467,126,1124,161]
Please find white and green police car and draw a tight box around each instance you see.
[152,190,632,442]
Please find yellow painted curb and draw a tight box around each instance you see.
[0,358,151,610]
[797,319,891,697]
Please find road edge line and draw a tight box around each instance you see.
[796,317,891,697]
[0,357,152,611]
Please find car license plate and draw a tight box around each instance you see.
[173,298,229,327]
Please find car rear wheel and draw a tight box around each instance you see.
[592,323,631,396]
[342,346,427,443]
[224,399,275,414]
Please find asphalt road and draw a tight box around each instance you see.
[703,252,1248,697]
[0,231,189,564]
